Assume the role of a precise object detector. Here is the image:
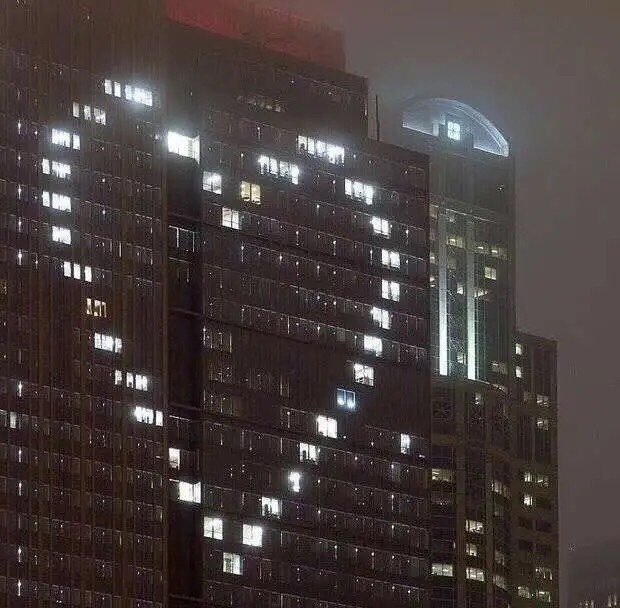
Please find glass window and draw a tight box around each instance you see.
[204,516,223,540]
[242,524,263,547]
[353,363,374,386]
[288,471,301,493]
[381,249,400,269]
[223,553,242,575]
[261,497,281,517]
[240,181,261,204]
[466,567,485,582]
[345,178,374,205]
[447,121,461,141]
[316,415,337,438]
[371,216,390,237]
[167,131,200,163]
[299,443,318,463]
[363,335,382,356]
[178,481,201,504]
[370,307,390,329]
[203,171,222,194]
[222,207,240,230]
[52,226,71,245]
[381,279,400,301]
[336,388,356,410]
[432,563,454,577]
[169,448,180,470]
[466,519,484,534]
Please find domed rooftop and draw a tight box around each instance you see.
[402,98,509,157]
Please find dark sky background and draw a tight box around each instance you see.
[251,0,620,602]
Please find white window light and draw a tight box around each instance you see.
[169,448,181,470]
[51,128,80,150]
[114,370,123,385]
[84,266,92,282]
[515,342,524,355]
[222,207,240,230]
[381,279,400,302]
[167,131,200,163]
[432,563,454,577]
[484,266,497,280]
[299,443,318,463]
[400,433,411,455]
[371,216,390,238]
[494,574,507,590]
[135,374,148,391]
[297,135,345,165]
[74,102,107,125]
[515,365,523,379]
[432,468,455,483]
[178,481,201,504]
[133,406,162,426]
[447,121,461,141]
[125,84,153,107]
[363,335,383,356]
[316,415,337,439]
[370,307,391,330]
[258,156,300,184]
[222,552,242,575]
[42,191,71,212]
[204,516,224,540]
[53,161,71,179]
[518,586,532,599]
[203,171,222,194]
[523,493,534,507]
[336,388,356,410]
[261,496,281,517]
[466,519,484,534]
[495,550,506,566]
[52,226,71,245]
[345,178,374,205]
[73,102,80,118]
[242,523,263,547]
[104,79,121,97]
[126,373,134,389]
[288,471,301,493]
[381,249,400,269]
[353,363,374,386]
[466,567,485,582]
[94,333,122,353]
[466,543,478,557]
[42,158,50,174]
[86,298,107,318]
[240,181,261,204]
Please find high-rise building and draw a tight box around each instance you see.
[0,3,432,608]
[401,98,515,385]
[512,333,559,608]
[399,101,559,608]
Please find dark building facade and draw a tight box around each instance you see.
[0,2,432,608]
[512,332,559,608]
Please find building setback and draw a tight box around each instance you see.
[0,2,432,608]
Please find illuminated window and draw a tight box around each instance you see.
[493,574,507,590]
[345,178,374,205]
[491,360,507,374]
[447,121,461,141]
[42,159,71,179]
[537,591,552,603]
[466,543,478,557]
[353,363,374,386]
[124,84,153,106]
[466,520,484,534]
[261,497,281,517]
[536,394,550,407]
[515,365,523,378]
[492,479,509,498]
[51,128,80,150]
[258,156,299,184]
[370,307,390,329]
[42,191,71,211]
[94,333,122,353]
[536,473,550,487]
[518,586,532,599]
[86,298,107,318]
[535,566,553,580]
[363,335,382,356]
[288,471,301,493]
[515,342,524,355]
[134,406,163,426]
[523,493,534,507]
[381,249,400,269]
[536,418,549,430]
[242,524,263,547]
[241,181,261,204]
[297,135,344,165]
[400,433,411,454]
[336,388,356,410]
[299,443,318,463]
[484,266,497,280]
[371,216,390,237]
[168,448,180,470]
[204,516,223,540]
[316,415,337,439]
[178,481,201,503]
[466,567,485,582]
[52,226,71,245]
[135,374,148,391]
[447,234,465,248]
[381,279,400,301]
[432,468,455,483]
[495,549,506,566]
[223,553,242,575]
[104,79,122,97]
[167,131,200,163]
[432,563,454,577]
[73,102,106,125]
[222,207,240,230]
[203,171,222,194]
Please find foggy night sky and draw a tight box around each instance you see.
[250,0,620,600]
